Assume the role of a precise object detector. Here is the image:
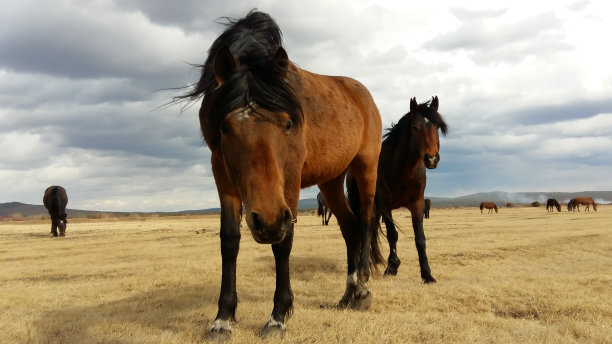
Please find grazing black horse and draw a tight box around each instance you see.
[567,198,577,212]
[546,198,561,212]
[347,97,448,281]
[424,199,431,219]
[316,192,332,225]
[43,186,68,237]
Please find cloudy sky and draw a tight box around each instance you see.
[1,0,611,212]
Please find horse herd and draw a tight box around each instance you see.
[478,197,598,214]
[36,10,598,338]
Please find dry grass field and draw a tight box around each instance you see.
[1,206,611,343]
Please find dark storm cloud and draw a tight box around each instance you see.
[504,98,612,126]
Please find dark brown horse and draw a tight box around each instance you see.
[43,186,68,237]
[175,11,383,337]
[317,192,332,225]
[347,97,447,280]
[546,198,561,212]
[572,197,597,211]
[424,199,431,219]
[480,202,498,213]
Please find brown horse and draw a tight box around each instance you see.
[175,11,383,337]
[546,198,561,212]
[317,192,332,225]
[43,186,68,237]
[424,199,431,219]
[347,97,448,280]
[572,197,597,211]
[480,202,498,213]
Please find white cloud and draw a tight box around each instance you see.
[1,0,612,211]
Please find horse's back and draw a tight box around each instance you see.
[295,67,381,186]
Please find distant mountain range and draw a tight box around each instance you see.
[2,191,611,219]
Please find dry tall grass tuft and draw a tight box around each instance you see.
[1,206,611,343]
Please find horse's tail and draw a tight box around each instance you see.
[346,172,385,270]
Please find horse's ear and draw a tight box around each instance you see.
[431,96,439,111]
[410,97,418,112]
[273,47,290,77]
[214,45,236,86]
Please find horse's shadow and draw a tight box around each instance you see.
[32,254,344,342]
[33,284,221,343]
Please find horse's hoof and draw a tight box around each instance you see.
[422,275,437,283]
[384,267,398,276]
[260,325,285,338]
[337,295,353,309]
[260,318,286,338]
[206,330,231,342]
[351,291,372,310]
[207,320,231,342]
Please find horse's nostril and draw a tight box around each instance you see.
[251,212,263,232]
[283,209,292,223]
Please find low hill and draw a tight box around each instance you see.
[2,191,610,219]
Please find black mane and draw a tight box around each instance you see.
[175,10,302,127]
[383,100,448,146]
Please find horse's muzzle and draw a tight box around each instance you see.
[249,209,293,244]
[424,153,440,169]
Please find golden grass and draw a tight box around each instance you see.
[1,206,611,343]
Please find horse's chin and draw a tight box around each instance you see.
[425,162,438,169]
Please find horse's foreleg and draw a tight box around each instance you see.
[261,228,294,336]
[383,215,401,276]
[411,212,436,283]
[208,158,243,339]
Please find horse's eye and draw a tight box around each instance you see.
[221,123,229,135]
[285,120,293,132]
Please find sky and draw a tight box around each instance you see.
[1,0,611,212]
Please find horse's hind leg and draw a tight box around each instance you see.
[318,176,360,309]
[50,219,58,237]
[349,158,380,309]
[383,214,401,276]
[325,209,332,225]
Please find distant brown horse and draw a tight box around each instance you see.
[347,97,448,280]
[572,197,597,211]
[175,11,383,336]
[480,202,498,213]
[424,199,431,219]
[43,186,68,237]
[316,192,332,225]
[546,198,561,212]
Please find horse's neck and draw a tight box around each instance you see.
[379,141,423,188]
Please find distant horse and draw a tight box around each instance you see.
[567,198,577,212]
[572,197,597,212]
[175,11,383,336]
[546,198,561,212]
[43,186,68,237]
[347,97,448,280]
[317,192,332,225]
[424,199,431,219]
[480,202,498,213]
